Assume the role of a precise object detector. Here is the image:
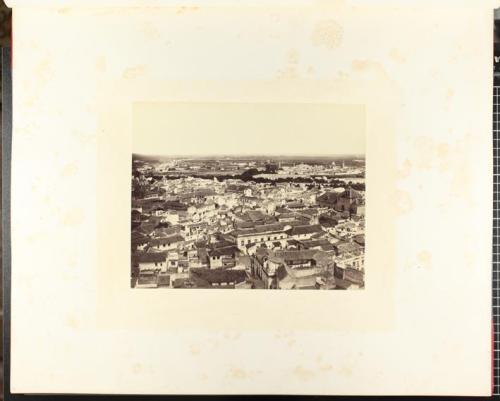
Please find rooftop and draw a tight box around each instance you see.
[288,225,323,236]
[190,268,247,286]
[133,252,167,264]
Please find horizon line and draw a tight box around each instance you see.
[132,153,366,158]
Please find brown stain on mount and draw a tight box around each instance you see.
[397,159,412,180]
[122,65,147,79]
[176,6,200,15]
[189,344,201,356]
[96,56,107,73]
[226,367,260,380]
[349,59,392,82]
[311,20,343,50]
[389,48,406,64]
[417,250,432,270]
[351,59,384,73]
[276,49,300,79]
[395,190,413,216]
[223,331,241,341]
[293,365,316,381]
[61,209,84,227]
[335,364,353,377]
[413,137,436,170]
[437,143,450,172]
[66,315,79,329]
[132,363,143,374]
[142,22,161,39]
[36,58,52,86]
[292,358,334,381]
[319,362,333,371]
[60,163,78,178]
[437,143,449,159]
[274,330,296,347]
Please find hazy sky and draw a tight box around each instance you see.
[133,102,365,157]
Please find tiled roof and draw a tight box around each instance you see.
[353,234,365,246]
[288,225,323,236]
[195,188,217,197]
[318,192,340,203]
[234,223,287,237]
[278,273,319,289]
[153,227,180,237]
[190,268,247,285]
[131,230,148,241]
[133,252,167,264]
[335,241,363,255]
[257,249,331,266]
[341,188,363,199]
[132,236,149,246]
[208,245,239,257]
[212,239,236,249]
[149,235,185,246]
[245,210,267,222]
[299,209,318,216]
[273,249,319,263]
[157,274,171,286]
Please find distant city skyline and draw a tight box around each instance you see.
[131,154,366,290]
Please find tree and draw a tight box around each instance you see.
[132,183,146,199]
[241,168,260,181]
[265,163,278,174]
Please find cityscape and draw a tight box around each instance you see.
[131,155,365,290]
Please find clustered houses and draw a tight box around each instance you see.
[131,157,366,290]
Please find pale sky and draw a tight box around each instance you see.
[133,102,365,157]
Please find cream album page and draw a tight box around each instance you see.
[7,0,493,395]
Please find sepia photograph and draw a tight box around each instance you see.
[131,103,365,289]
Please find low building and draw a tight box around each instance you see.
[251,250,282,289]
[232,223,289,252]
[301,239,336,252]
[208,245,239,269]
[131,232,149,251]
[149,234,185,251]
[172,277,195,288]
[286,224,324,241]
[353,234,365,247]
[317,187,364,216]
[157,273,171,287]
[189,268,247,288]
[276,212,298,223]
[334,241,363,256]
[334,265,365,289]
[335,251,364,271]
[136,271,158,288]
[251,248,333,289]
[133,252,167,272]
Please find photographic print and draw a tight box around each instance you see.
[131,103,365,290]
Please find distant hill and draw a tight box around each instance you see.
[132,154,365,165]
